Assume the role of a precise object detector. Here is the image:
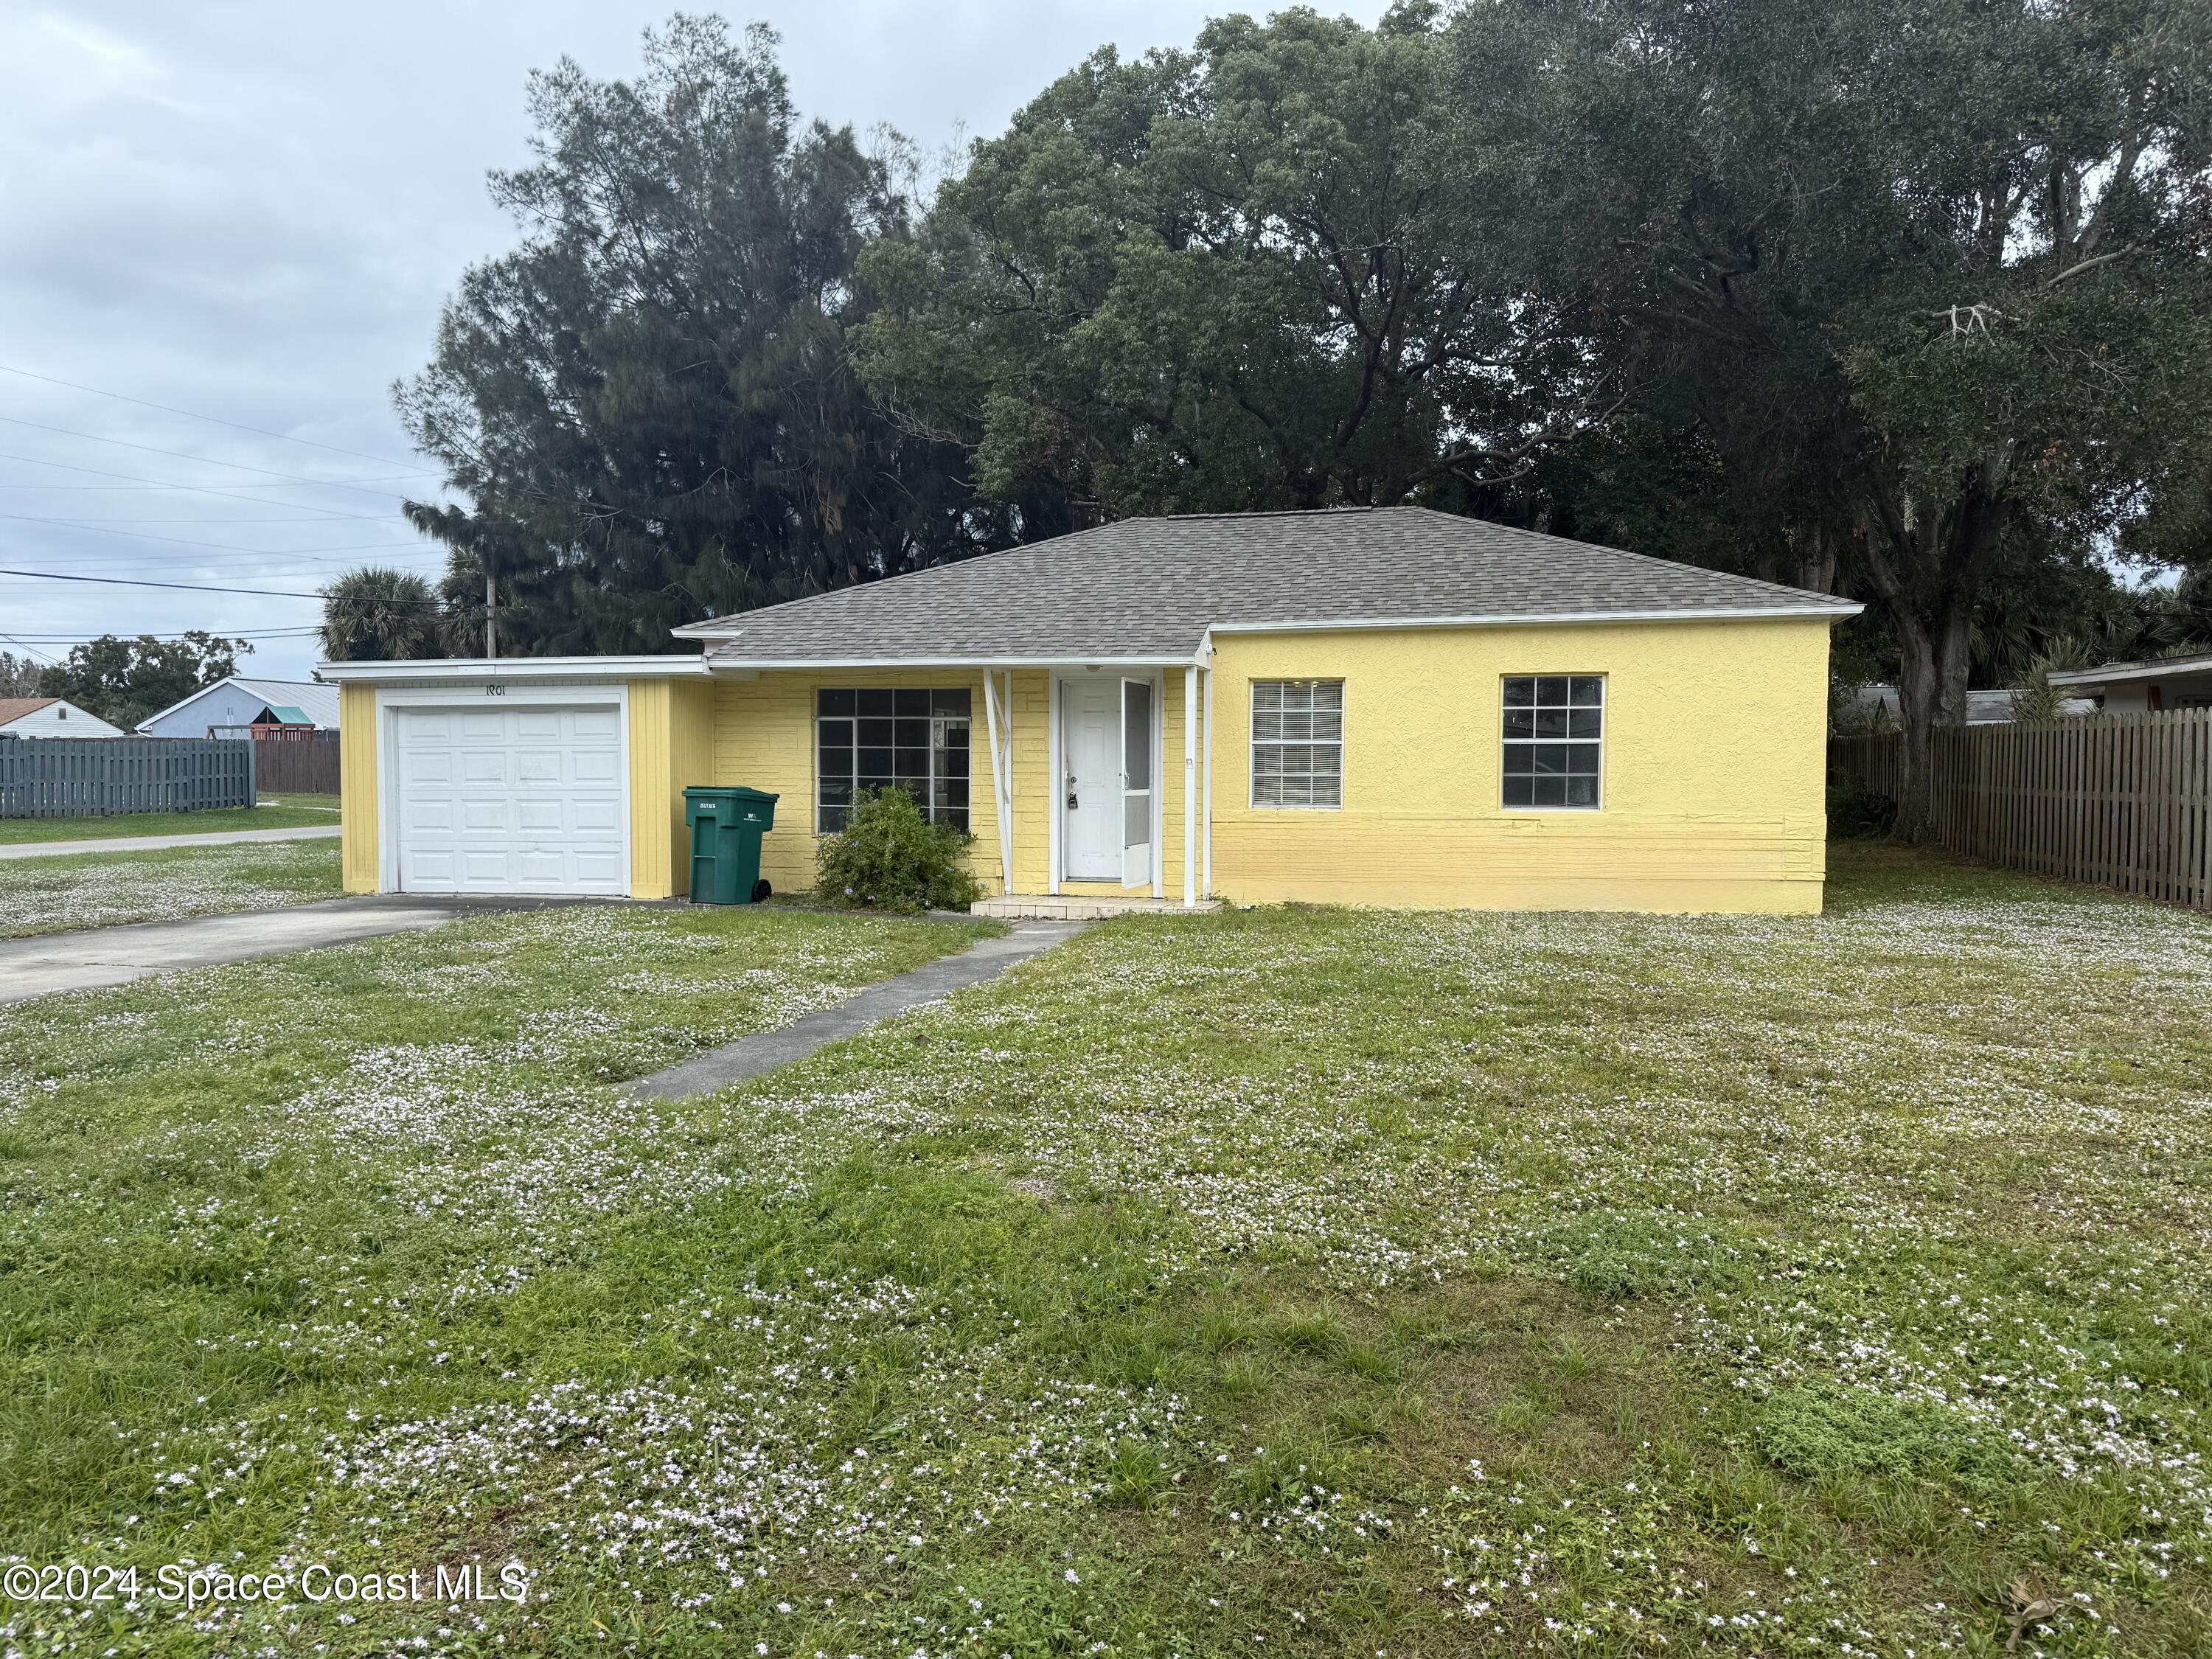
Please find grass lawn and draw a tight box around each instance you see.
[0,801,341,846]
[1,849,2208,1656]
[0,840,342,940]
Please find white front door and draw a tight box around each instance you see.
[393,704,627,895]
[1060,678,1119,880]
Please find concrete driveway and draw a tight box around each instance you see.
[0,896,487,1005]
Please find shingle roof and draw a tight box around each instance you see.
[0,698,58,728]
[677,507,1860,663]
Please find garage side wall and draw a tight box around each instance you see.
[627,678,718,900]
[339,682,379,894]
[1205,617,1833,914]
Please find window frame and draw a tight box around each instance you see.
[1248,677,1346,811]
[1500,673,1606,813]
[813,687,973,835]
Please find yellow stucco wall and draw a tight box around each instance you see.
[338,681,378,894]
[692,619,1830,914]
[1203,618,1832,913]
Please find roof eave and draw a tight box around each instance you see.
[316,655,711,683]
[701,651,1206,671]
[2048,658,2212,687]
[1205,603,1863,633]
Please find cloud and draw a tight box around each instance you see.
[0,2,1388,678]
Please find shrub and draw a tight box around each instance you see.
[1827,781,1898,840]
[813,787,984,914]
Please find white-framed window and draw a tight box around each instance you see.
[815,688,971,833]
[1251,678,1343,808]
[1502,675,1603,809]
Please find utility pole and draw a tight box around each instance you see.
[484,552,497,661]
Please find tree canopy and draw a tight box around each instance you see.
[393,16,1006,657]
[858,2,1613,519]
[1451,0,2212,832]
[35,633,248,731]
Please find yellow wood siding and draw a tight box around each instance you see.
[1205,618,1832,913]
[338,681,378,894]
[627,677,719,898]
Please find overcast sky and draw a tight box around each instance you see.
[0,2,1390,684]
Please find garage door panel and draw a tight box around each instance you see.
[405,849,457,883]
[393,702,625,896]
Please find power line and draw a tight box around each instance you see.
[0,363,421,469]
[0,633,61,667]
[0,414,441,501]
[3,626,327,641]
[0,509,428,560]
[0,568,445,601]
[28,514,419,524]
[0,449,431,518]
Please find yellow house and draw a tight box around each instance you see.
[322,507,1860,915]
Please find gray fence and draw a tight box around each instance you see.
[0,737,255,819]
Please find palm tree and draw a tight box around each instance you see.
[320,567,445,661]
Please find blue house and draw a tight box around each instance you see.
[136,675,340,739]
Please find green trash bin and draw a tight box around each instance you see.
[684,785,779,905]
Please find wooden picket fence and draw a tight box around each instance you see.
[0,738,255,819]
[251,734,340,796]
[1829,709,2212,909]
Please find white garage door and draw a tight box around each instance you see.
[393,704,627,895]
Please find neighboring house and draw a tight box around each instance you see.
[136,675,341,739]
[0,697,125,738]
[1840,684,2098,728]
[321,507,1862,914]
[2047,651,2212,714]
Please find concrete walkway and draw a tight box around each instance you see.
[0,896,488,1005]
[0,824,340,860]
[627,921,1089,1099]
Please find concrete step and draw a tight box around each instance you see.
[972,894,1220,920]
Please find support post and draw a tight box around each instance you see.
[981,669,1014,894]
[1046,673,1060,895]
[1183,663,1198,907]
[1201,661,1213,900]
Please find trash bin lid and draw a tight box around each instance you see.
[684,785,779,803]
